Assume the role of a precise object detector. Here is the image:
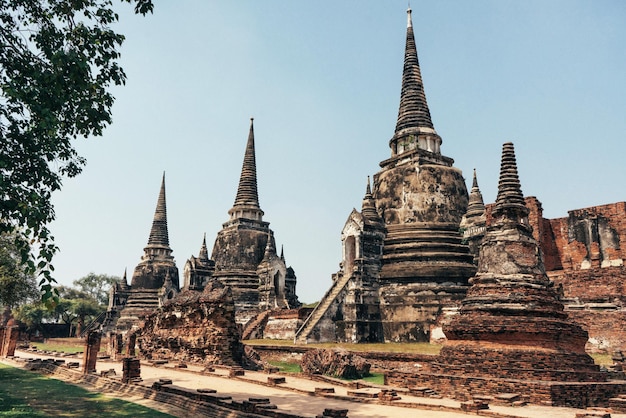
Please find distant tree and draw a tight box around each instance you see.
[0,0,153,308]
[13,303,50,335]
[0,232,39,309]
[73,273,120,306]
[51,298,77,327]
[71,298,103,336]
[55,285,90,301]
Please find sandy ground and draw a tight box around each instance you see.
[6,349,626,418]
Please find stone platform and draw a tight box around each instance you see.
[386,369,626,409]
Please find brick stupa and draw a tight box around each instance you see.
[211,119,300,324]
[372,7,475,341]
[440,142,599,379]
[387,143,626,407]
[113,174,180,333]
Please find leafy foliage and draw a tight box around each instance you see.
[0,0,152,308]
[73,272,120,306]
[13,303,50,333]
[0,231,39,308]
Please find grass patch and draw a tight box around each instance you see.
[338,372,385,385]
[246,340,442,356]
[591,353,614,367]
[361,372,385,385]
[267,361,302,373]
[30,338,108,354]
[31,341,85,354]
[0,363,173,417]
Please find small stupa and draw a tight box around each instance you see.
[440,142,597,382]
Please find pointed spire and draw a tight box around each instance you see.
[362,176,382,221]
[395,7,434,134]
[147,173,170,247]
[121,268,130,289]
[465,169,486,218]
[263,232,276,261]
[198,233,209,262]
[280,245,285,262]
[233,118,260,208]
[228,118,264,222]
[494,142,529,219]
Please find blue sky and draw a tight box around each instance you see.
[50,1,626,304]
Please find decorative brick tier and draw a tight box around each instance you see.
[436,341,603,382]
[417,143,626,408]
[385,370,626,408]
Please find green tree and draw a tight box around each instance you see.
[51,298,77,327]
[55,285,90,301]
[71,298,103,336]
[73,272,120,306]
[0,232,39,309]
[13,303,51,335]
[0,0,153,308]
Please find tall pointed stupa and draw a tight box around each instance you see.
[211,119,299,323]
[114,174,180,333]
[372,7,475,342]
[130,173,179,290]
[385,143,626,407]
[296,8,474,344]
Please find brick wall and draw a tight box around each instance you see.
[486,199,626,351]
[385,370,626,408]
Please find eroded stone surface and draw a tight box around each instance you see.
[301,349,370,379]
[136,281,258,368]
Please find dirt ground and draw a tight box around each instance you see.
[6,349,626,418]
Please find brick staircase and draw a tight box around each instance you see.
[294,273,352,344]
[609,394,626,412]
[241,310,271,340]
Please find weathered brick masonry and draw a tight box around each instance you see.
[388,143,626,408]
[488,199,626,351]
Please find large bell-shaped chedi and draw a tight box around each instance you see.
[372,8,475,342]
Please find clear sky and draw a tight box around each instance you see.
[50,1,626,304]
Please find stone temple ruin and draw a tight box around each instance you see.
[294,7,626,352]
[135,280,258,368]
[386,142,626,407]
[104,118,300,341]
[97,7,626,395]
[295,7,476,344]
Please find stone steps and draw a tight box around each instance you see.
[609,394,626,412]
[241,310,271,340]
[294,273,352,343]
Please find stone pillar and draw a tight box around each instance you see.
[114,333,123,360]
[3,326,19,357]
[82,331,101,374]
[122,357,141,383]
[0,327,6,357]
[107,333,124,360]
[125,333,136,357]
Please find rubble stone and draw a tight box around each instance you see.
[135,281,259,369]
[301,349,370,379]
